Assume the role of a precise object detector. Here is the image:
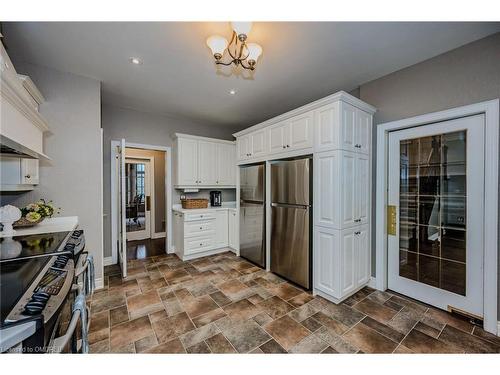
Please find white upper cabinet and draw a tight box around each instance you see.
[269,122,288,154]
[355,109,371,154]
[216,143,236,186]
[314,102,340,152]
[314,101,372,154]
[250,129,268,158]
[268,113,313,155]
[198,140,217,185]
[174,134,236,187]
[313,151,338,228]
[237,135,250,160]
[314,150,370,230]
[289,112,314,150]
[176,137,198,186]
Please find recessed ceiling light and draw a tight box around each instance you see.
[229,89,237,95]
[129,57,143,65]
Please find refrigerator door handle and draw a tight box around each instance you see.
[271,202,310,209]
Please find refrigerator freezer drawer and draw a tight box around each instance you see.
[271,205,310,289]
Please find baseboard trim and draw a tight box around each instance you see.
[104,256,114,266]
[368,276,377,289]
[95,277,104,290]
[497,321,500,337]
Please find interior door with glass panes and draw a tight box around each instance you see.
[125,158,151,241]
[387,114,485,318]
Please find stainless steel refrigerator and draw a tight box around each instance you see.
[271,157,312,289]
[239,163,266,268]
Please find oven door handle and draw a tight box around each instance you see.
[47,309,81,353]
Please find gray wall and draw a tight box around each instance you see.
[1,62,104,282]
[358,32,500,318]
[102,105,237,258]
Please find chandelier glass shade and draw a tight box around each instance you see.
[206,22,262,71]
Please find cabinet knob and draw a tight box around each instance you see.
[200,227,203,230]
[282,145,286,149]
[25,175,31,179]
[287,145,290,148]
[355,231,361,235]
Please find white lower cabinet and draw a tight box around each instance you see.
[173,208,237,260]
[314,224,370,303]
[215,210,229,248]
[228,210,238,250]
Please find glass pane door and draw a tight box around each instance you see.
[399,131,466,295]
[387,114,484,318]
[126,162,146,233]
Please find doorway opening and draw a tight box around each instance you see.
[375,100,499,334]
[111,140,172,278]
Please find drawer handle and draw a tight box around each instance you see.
[25,175,31,179]
[200,227,203,230]
[354,219,361,222]
[199,243,203,246]
[355,231,361,235]
[287,145,290,148]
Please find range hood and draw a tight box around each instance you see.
[0,134,50,160]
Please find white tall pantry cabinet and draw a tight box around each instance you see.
[233,91,375,305]
[312,98,374,303]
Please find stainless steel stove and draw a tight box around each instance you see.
[0,229,87,353]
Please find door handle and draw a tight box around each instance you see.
[387,205,396,236]
[146,196,151,211]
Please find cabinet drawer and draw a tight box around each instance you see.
[184,220,216,237]
[184,212,216,222]
[184,235,215,252]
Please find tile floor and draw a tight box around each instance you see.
[88,252,500,354]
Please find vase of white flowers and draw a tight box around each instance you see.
[13,199,60,228]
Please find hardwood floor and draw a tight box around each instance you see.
[126,238,166,260]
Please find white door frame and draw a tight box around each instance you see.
[124,156,154,241]
[375,99,499,334]
[111,141,173,264]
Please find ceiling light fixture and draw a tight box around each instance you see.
[129,57,143,65]
[229,89,237,95]
[206,22,262,71]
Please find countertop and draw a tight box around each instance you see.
[0,216,79,238]
[172,202,237,213]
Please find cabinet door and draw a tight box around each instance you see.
[237,135,250,160]
[314,103,339,152]
[177,138,198,185]
[228,210,238,249]
[289,112,313,150]
[197,141,217,185]
[314,226,339,297]
[314,151,338,228]
[355,226,370,286]
[355,154,370,225]
[340,229,356,296]
[216,143,236,186]
[21,159,39,185]
[250,130,267,158]
[340,152,356,227]
[215,210,229,247]
[269,122,287,154]
[340,102,356,152]
[355,109,371,154]
[0,157,22,185]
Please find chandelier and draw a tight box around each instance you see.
[206,22,262,71]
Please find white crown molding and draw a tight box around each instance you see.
[173,133,236,144]
[18,74,45,105]
[233,90,376,138]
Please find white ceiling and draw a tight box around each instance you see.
[3,22,500,130]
